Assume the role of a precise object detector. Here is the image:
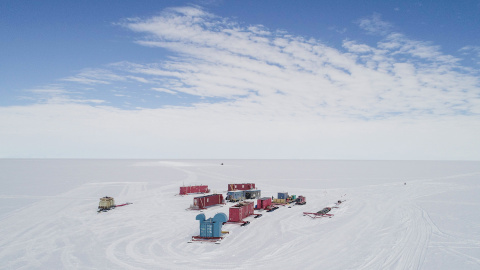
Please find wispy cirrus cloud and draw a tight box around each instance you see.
[62,68,127,85]
[356,13,393,36]
[460,45,480,65]
[32,6,479,120]
[19,84,105,105]
[108,6,478,119]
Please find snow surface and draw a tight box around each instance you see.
[1,159,479,269]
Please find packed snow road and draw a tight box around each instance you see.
[1,160,479,269]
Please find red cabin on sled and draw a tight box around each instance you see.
[180,185,209,195]
[228,201,254,222]
[228,183,255,191]
[192,194,224,209]
[255,197,272,210]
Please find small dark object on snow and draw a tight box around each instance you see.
[317,207,331,215]
[267,206,279,212]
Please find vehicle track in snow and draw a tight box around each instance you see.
[350,179,471,270]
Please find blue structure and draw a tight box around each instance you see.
[226,190,245,202]
[227,189,262,201]
[196,213,228,238]
[278,192,289,199]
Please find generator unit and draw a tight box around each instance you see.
[196,213,228,238]
[98,196,115,210]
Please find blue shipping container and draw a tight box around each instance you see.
[278,192,289,199]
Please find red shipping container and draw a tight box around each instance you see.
[193,194,224,209]
[180,185,209,195]
[256,197,272,209]
[228,201,254,222]
[228,183,256,191]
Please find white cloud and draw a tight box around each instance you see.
[379,33,460,63]
[152,87,177,94]
[28,86,68,95]
[1,102,478,159]
[62,68,126,85]
[20,85,105,105]
[116,8,478,121]
[126,76,151,84]
[460,45,480,64]
[328,26,347,34]
[356,13,393,36]
[460,45,480,55]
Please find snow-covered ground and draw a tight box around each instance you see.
[1,159,479,269]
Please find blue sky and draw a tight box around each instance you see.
[1,0,479,159]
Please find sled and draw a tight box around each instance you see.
[226,220,250,226]
[303,212,334,219]
[303,207,333,219]
[266,206,279,212]
[189,236,224,244]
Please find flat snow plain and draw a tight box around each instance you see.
[1,159,479,269]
